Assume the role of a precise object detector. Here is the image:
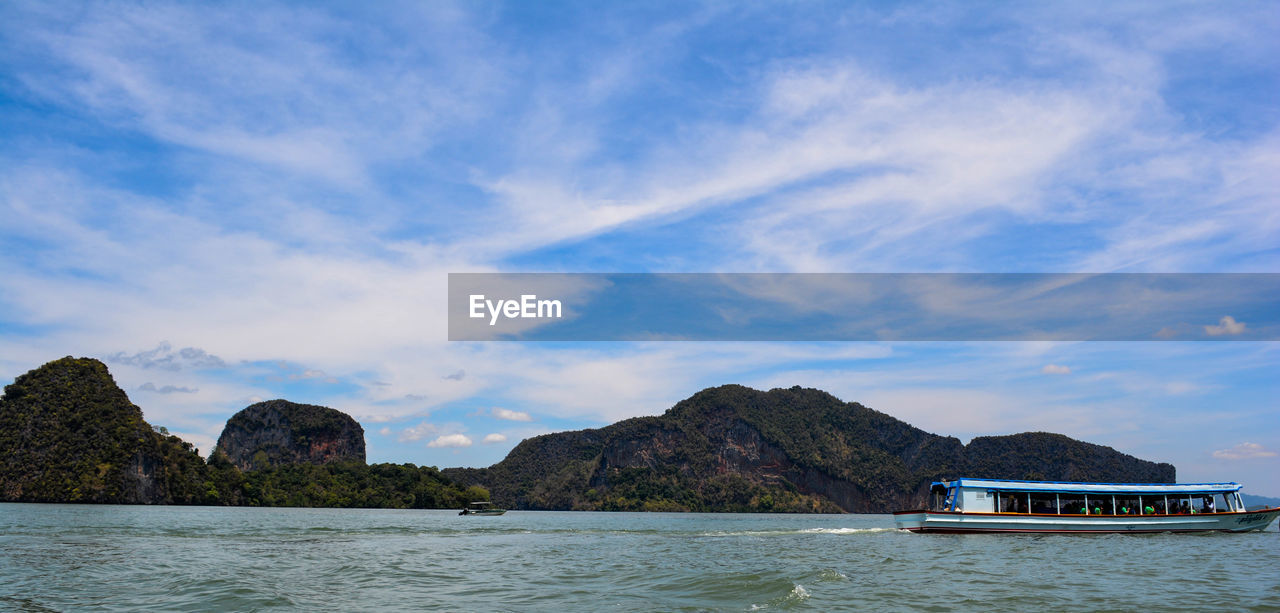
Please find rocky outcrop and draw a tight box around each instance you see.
[214,399,365,471]
[0,358,469,509]
[0,357,209,504]
[445,384,1175,513]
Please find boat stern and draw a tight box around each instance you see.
[893,510,928,532]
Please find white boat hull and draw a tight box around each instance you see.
[894,508,1280,533]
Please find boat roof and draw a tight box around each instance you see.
[937,478,1242,494]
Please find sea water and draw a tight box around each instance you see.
[1,504,1276,611]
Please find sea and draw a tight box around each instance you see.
[1,504,1277,611]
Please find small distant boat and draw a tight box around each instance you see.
[894,478,1280,533]
[459,501,507,516]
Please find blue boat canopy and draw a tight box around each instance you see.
[936,478,1242,495]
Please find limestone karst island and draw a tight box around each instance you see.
[1,356,1174,512]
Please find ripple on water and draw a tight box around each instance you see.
[1,506,1276,610]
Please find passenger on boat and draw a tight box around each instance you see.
[1144,504,1155,515]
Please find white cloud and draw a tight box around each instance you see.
[482,433,507,444]
[1204,316,1246,336]
[491,407,532,422]
[1041,364,1071,375]
[482,62,1116,271]
[427,433,473,448]
[7,4,509,188]
[397,423,439,443]
[108,342,226,370]
[139,382,199,394]
[1212,442,1277,460]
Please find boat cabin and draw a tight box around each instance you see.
[928,479,1246,515]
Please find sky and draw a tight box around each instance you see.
[1,2,1277,495]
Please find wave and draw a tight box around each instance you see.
[699,526,897,537]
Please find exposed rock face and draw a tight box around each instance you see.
[214,399,365,471]
[445,384,1175,513]
[0,357,208,504]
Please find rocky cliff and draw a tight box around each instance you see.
[0,359,477,508]
[0,357,210,504]
[214,399,366,471]
[444,384,1175,513]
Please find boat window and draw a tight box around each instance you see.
[1196,495,1222,513]
[1139,496,1157,514]
[1060,495,1086,514]
[1115,496,1141,515]
[998,492,1023,513]
[1151,498,1167,514]
[1168,495,1192,514]
[1013,491,1044,517]
[1215,492,1233,512]
[1092,496,1113,515]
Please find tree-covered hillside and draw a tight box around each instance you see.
[0,357,210,503]
[446,385,1174,513]
[2,358,1176,513]
[0,357,481,509]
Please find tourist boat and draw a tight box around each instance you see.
[894,478,1280,533]
[458,501,507,516]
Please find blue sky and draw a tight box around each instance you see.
[1,2,1277,494]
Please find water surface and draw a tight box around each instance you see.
[1,504,1276,611]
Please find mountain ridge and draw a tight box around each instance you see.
[443,384,1175,513]
[1,358,1177,512]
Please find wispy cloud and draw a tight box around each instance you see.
[1041,364,1071,375]
[138,382,198,394]
[1212,442,1277,461]
[491,407,532,422]
[482,433,507,444]
[107,342,226,371]
[4,3,510,188]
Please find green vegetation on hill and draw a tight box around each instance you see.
[0,357,481,509]
[0,357,209,503]
[1,358,1178,513]
[964,432,1173,483]
[445,385,1174,513]
[205,452,486,508]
